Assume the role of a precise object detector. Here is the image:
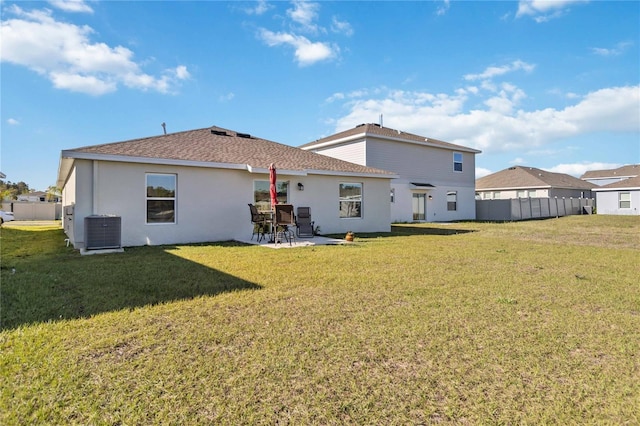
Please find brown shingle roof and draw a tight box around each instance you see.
[62,126,395,176]
[300,123,481,153]
[476,166,597,190]
[595,175,640,189]
[580,164,640,179]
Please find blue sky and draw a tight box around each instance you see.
[1,0,639,191]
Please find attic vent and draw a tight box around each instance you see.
[236,132,251,138]
[356,123,366,128]
[509,167,516,170]
[211,130,228,136]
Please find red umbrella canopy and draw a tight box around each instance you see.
[269,163,278,208]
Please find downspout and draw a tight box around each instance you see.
[92,160,99,215]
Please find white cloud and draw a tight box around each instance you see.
[0,6,189,95]
[287,1,321,34]
[436,0,450,16]
[7,118,20,125]
[475,167,493,178]
[219,92,235,102]
[258,29,336,66]
[325,92,345,103]
[331,16,353,36]
[174,65,190,80]
[545,162,621,177]
[510,157,526,165]
[243,0,273,15]
[48,0,93,14]
[591,41,634,57]
[331,83,639,155]
[516,0,588,22]
[464,60,535,81]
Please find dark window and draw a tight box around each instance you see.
[340,183,362,218]
[453,152,463,172]
[146,174,176,223]
[447,191,457,211]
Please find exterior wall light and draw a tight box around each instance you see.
[297,183,304,191]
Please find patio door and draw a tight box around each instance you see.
[412,193,426,221]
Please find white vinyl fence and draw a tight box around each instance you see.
[1,201,62,221]
[476,197,595,221]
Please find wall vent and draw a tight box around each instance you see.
[84,215,121,250]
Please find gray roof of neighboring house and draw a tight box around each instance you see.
[580,164,640,179]
[300,123,481,153]
[58,126,396,186]
[476,166,597,191]
[593,175,640,190]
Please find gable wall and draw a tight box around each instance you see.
[311,140,366,166]
[366,137,476,186]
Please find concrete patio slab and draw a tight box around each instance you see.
[235,235,348,249]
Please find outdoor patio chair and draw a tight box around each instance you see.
[248,204,269,242]
[274,204,296,246]
[295,206,314,238]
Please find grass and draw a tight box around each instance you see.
[1,216,639,424]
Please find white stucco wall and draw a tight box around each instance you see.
[391,182,476,223]
[309,136,478,222]
[595,190,640,215]
[62,159,392,248]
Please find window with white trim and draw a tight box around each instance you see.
[447,191,457,211]
[619,192,631,209]
[339,182,362,218]
[253,180,289,212]
[453,152,463,172]
[146,173,176,223]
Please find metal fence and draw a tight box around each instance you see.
[476,197,595,221]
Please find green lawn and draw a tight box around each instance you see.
[1,216,639,424]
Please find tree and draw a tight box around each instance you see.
[0,180,30,200]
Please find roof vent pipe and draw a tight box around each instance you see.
[161,122,167,135]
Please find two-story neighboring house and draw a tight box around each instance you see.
[300,123,481,222]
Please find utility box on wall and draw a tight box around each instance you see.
[84,215,121,249]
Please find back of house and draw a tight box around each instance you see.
[301,123,481,223]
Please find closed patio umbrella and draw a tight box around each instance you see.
[269,163,278,208]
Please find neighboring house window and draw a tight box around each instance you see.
[146,173,176,224]
[493,191,501,200]
[447,191,457,211]
[619,192,631,209]
[412,193,426,220]
[517,190,526,198]
[528,190,536,198]
[453,152,463,172]
[254,180,289,211]
[390,188,395,203]
[340,182,362,218]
